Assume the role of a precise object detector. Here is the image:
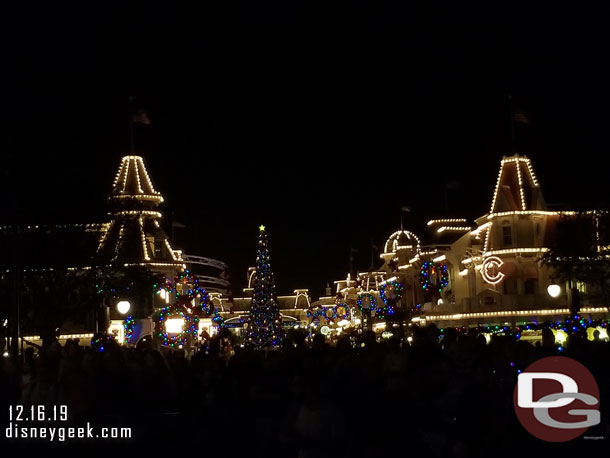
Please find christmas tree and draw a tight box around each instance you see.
[245,225,285,347]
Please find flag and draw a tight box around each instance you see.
[514,111,531,125]
[401,206,411,212]
[171,221,186,228]
[132,109,151,125]
[371,243,379,252]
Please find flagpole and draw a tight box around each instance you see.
[400,206,410,231]
[349,244,353,276]
[129,96,135,153]
[509,94,515,154]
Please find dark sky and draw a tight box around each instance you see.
[2,2,609,297]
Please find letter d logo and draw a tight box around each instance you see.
[513,356,600,442]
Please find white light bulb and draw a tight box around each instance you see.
[547,284,561,298]
[117,300,131,314]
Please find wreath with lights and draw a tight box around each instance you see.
[335,302,350,321]
[380,280,403,305]
[322,306,338,323]
[192,289,216,317]
[419,261,449,292]
[212,313,225,327]
[123,315,136,344]
[155,304,199,348]
[357,292,377,314]
[306,307,323,325]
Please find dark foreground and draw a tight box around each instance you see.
[1,328,609,456]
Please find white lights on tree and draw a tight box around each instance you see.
[116,300,131,314]
[165,318,185,334]
[547,284,561,298]
[480,256,506,285]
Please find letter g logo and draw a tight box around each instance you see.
[513,357,601,442]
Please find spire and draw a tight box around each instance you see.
[96,155,182,269]
[490,154,546,214]
[110,155,163,206]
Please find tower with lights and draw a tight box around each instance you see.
[96,155,184,273]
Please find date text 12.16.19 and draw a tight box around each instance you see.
[9,405,68,422]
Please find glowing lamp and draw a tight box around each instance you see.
[116,300,131,315]
[547,284,561,298]
[165,318,185,334]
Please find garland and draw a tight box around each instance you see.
[375,304,394,320]
[123,315,135,344]
[419,261,449,292]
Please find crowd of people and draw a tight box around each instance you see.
[1,325,609,455]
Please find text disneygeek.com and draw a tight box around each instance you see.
[6,406,131,441]
[6,422,132,441]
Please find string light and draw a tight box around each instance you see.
[383,230,421,254]
[470,222,491,236]
[427,219,468,226]
[484,222,492,251]
[139,217,150,260]
[437,226,472,233]
[115,210,162,217]
[515,158,527,210]
[490,158,504,213]
[112,155,162,198]
[413,307,608,322]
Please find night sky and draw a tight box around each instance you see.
[2,2,609,297]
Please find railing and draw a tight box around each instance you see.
[181,254,228,270]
